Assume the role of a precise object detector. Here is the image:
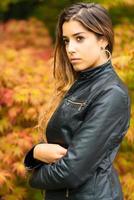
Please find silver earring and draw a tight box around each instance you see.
[100,47,112,61]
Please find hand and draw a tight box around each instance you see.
[33,143,67,164]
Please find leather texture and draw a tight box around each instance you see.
[25,61,130,200]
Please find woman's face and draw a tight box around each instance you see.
[62,20,107,72]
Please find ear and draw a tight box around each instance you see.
[98,37,108,49]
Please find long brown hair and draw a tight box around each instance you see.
[38,2,114,140]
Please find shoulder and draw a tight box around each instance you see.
[93,68,129,102]
[91,79,130,111]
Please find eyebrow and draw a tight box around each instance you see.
[62,32,86,38]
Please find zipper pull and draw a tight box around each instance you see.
[78,102,86,111]
[66,188,69,198]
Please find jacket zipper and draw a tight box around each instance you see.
[66,188,69,198]
[67,99,86,111]
[108,174,114,200]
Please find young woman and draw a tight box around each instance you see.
[24,2,130,200]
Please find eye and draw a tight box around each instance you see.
[76,36,84,42]
[63,38,69,45]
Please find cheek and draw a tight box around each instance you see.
[81,44,100,64]
[82,39,99,53]
[91,43,100,55]
[83,44,100,58]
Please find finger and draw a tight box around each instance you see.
[52,159,59,163]
[60,149,67,155]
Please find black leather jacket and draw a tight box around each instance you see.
[24,61,130,200]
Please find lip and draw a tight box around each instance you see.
[70,58,81,63]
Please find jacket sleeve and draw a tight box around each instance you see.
[29,86,130,190]
[24,145,45,170]
[24,140,47,170]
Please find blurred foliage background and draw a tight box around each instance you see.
[0,0,133,200]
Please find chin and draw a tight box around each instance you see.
[72,65,84,72]
[73,68,80,72]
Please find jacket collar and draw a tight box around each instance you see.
[78,60,112,80]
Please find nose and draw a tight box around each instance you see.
[67,41,76,54]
